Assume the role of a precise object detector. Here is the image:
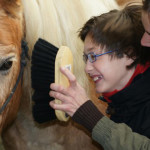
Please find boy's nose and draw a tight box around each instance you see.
[85,60,93,73]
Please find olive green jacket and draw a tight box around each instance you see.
[92,117,150,150]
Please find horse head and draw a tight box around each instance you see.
[0,0,24,133]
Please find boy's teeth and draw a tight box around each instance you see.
[93,77,99,81]
[93,76,102,81]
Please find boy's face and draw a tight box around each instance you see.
[141,11,150,47]
[84,34,135,93]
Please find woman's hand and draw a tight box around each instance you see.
[49,67,89,117]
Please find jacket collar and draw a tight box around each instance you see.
[108,67,150,115]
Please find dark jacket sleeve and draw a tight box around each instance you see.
[72,100,103,132]
[72,100,150,150]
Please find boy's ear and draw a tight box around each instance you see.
[125,55,135,66]
[0,0,22,18]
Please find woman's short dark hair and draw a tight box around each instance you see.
[79,5,150,69]
[143,0,150,12]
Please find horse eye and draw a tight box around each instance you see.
[0,61,13,71]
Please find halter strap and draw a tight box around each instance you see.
[0,40,29,114]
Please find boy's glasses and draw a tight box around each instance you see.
[83,50,116,63]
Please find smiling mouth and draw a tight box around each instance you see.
[93,76,103,82]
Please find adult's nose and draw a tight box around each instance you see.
[141,32,150,47]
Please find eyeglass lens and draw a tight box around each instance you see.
[83,53,96,63]
[89,53,95,62]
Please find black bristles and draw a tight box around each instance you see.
[31,38,58,123]
[32,104,56,123]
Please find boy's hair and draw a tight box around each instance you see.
[79,5,150,69]
[143,0,150,12]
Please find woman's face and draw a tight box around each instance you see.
[84,35,135,93]
[141,11,150,47]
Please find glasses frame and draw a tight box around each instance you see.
[83,50,116,63]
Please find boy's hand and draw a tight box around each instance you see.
[49,67,89,117]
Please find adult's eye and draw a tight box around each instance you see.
[0,61,13,71]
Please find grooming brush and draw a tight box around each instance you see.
[55,46,73,121]
[31,38,73,123]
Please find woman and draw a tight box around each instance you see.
[50,4,150,150]
[141,0,150,47]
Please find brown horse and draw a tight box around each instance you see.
[0,0,141,150]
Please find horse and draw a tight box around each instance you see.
[0,0,141,150]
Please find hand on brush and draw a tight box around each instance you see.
[49,67,89,117]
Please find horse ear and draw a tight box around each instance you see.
[0,0,22,18]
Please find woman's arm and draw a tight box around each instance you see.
[93,116,150,150]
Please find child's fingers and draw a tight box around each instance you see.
[60,67,77,87]
[49,101,70,115]
[49,90,68,103]
[50,83,67,95]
